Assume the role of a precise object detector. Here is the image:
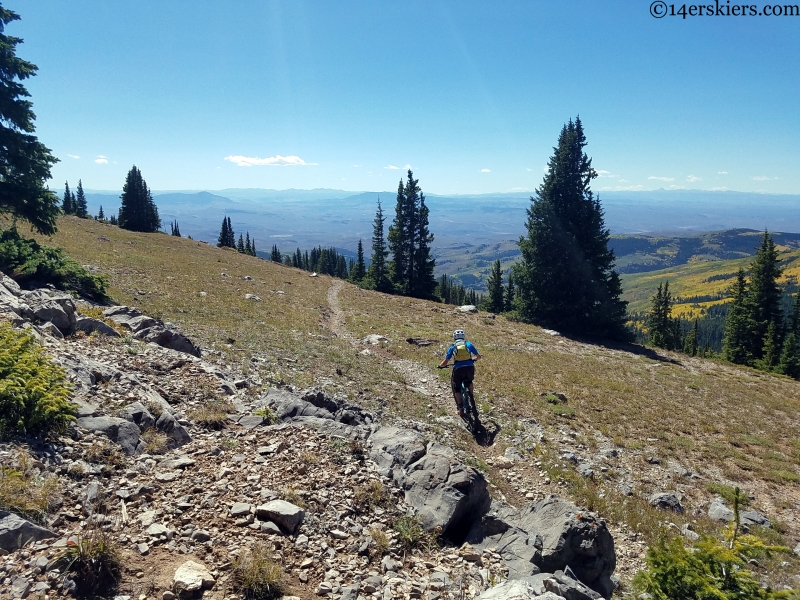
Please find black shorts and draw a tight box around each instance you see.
[451,365,475,395]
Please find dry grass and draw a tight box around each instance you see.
[231,542,285,600]
[0,453,60,521]
[140,427,169,454]
[188,398,235,430]
[353,479,389,512]
[84,440,127,468]
[52,527,122,598]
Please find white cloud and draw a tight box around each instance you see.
[596,169,615,178]
[526,168,532,172]
[648,176,674,182]
[94,155,108,164]
[224,154,317,167]
[668,185,687,190]
[751,175,777,181]
[710,187,729,191]
[480,168,491,173]
[353,164,360,168]
[384,165,400,170]
[67,154,80,160]
[718,171,728,175]
[686,175,701,183]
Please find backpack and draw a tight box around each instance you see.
[453,339,472,362]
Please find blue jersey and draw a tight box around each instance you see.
[445,341,479,369]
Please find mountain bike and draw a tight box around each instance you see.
[438,365,481,434]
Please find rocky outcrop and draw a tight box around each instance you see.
[467,497,616,599]
[0,512,56,551]
[75,416,141,455]
[103,306,202,357]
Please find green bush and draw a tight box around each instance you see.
[52,528,121,598]
[0,324,75,437]
[0,225,109,300]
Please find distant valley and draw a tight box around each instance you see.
[84,188,800,290]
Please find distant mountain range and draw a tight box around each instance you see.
[83,188,800,287]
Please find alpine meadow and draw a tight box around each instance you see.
[1,3,799,600]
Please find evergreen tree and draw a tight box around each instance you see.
[790,292,800,337]
[170,220,181,237]
[109,214,117,225]
[388,179,409,293]
[513,117,628,340]
[504,273,516,313]
[367,198,392,292]
[250,237,256,256]
[217,217,235,248]
[777,331,800,379]
[74,179,88,218]
[62,182,73,214]
[244,232,251,255]
[283,255,292,266]
[237,234,245,253]
[270,244,281,262]
[118,166,160,232]
[97,205,105,220]
[683,319,699,357]
[336,255,348,279]
[759,320,780,371]
[723,269,755,365]
[645,281,681,350]
[745,231,783,360]
[0,7,60,235]
[486,259,505,313]
[351,239,367,283]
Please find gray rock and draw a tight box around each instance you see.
[401,442,491,538]
[190,530,212,542]
[0,511,56,551]
[739,509,771,528]
[155,410,192,449]
[256,500,304,533]
[76,416,141,455]
[173,560,215,594]
[11,576,30,599]
[137,543,150,555]
[73,398,99,418]
[261,387,335,421]
[504,447,525,462]
[794,542,800,557]
[230,503,253,517]
[75,315,121,337]
[381,555,401,573]
[544,568,602,600]
[146,523,169,537]
[339,585,359,600]
[681,524,700,541]
[259,521,283,535]
[368,426,427,477]
[238,415,264,429]
[22,290,77,333]
[160,456,196,470]
[135,326,201,357]
[467,497,616,599]
[578,464,594,479]
[39,321,64,338]
[708,498,734,522]
[459,304,478,313]
[478,575,563,599]
[649,491,683,514]
[123,402,156,430]
[55,353,121,392]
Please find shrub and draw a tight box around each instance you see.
[391,515,437,552]
[0,462,59,521]
[83,440,126,468]
[0,226,109,301]
[0,324,76,437]
[253,406,277,424]
[52,528,121,598]
[353,479,389,513]
[368,527,390,555]
[188,398,234,430]
[231,542,284,600]
[140,428,168,455]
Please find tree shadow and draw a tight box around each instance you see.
[472,418,500,447]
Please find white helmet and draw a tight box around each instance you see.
[453,329,466,341]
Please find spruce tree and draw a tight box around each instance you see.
[74,179,88,218]
[367,199,392,292]
[226,217,235,247]
[62,182,73,214]
[97,205,105,221]
[759,321,780,371]
[486,259,504,313]
[237,234,245,253]
[271,244,281,262]
[118,166,160,232]
[723,268,755,365]
[170,220,181,237]
[646,281,680,350]
[746,231,783,360]
[513,117,628,339]
[412,191,436,298]
[244,232,251,255]
[0,7,60,235]
[504,273,516,313]
[351,239,367,283]
[777,331,800,379]
[250,237,256,256]
[684,319,699,356]
[217,217,235,248]
[109,214,117,225]
[388,179,409,293]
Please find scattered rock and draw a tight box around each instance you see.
[649,491,683,514]
[255,500,305,533]
[0,512,56,551]
[173,560,215,595]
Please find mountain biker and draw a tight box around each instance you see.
[438,329,481,419]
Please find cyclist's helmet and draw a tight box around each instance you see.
[453,329,466,341]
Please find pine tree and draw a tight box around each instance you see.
[683,319,699,356]
[250,237,256,257]
[513,117,628,339]
[646,281,680,350]
[118,166,160,232]
[486,259,504,313]
[351,239,367,283]
[97,206,105,221]
[109,214,117,225]
[412,191,436,298]
[367,198,392,292]
[504,273,516,313]
[388,179,409,293]
[746,231,783,360]
[244,232,251,255]
[723,268,755,365]
[170,220,181,237]
[217,217,229,247]
[271,244,281,262]
[777,331,800,379]
[74,179,88,218]
[790,292,800,337]
[62,182,73,214]
[0,7,60,235]
[237,234,245,253]
[227,217,235,247]
[759,321,780,371]
[336,255,348,279]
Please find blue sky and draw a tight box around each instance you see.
[10,0,800,195]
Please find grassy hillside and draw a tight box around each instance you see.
[16,216,800,584]
[622,246,800,319]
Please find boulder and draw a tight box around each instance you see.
[459,305,478,313]
[467,497,616,599]
[173,560,215,595]
[649,491,684,514]
[401,443,491,539]
[708,498,734,522]
[740,509,771,528]
[54,353,121,392]
[255,500,305,533]
[260,388,335,421]
[0,511,56,551]
[135,326,201,358]
[75,315,121,337]
[368,426,427,477]
[76,416,141,455]
[478,575,564,599]
[123,402,157,430]
[39,321,64,338]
